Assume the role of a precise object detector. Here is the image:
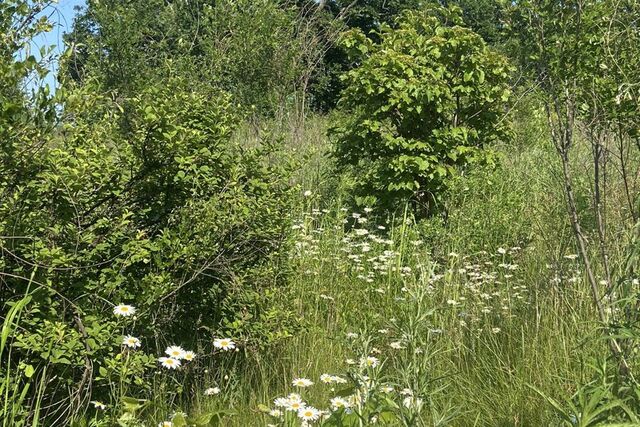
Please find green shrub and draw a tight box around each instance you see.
[0,78,296,422]
[330,6,512,216]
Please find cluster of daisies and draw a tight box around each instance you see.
[158,345,196,369]
[271,393,323,422]
[110,303,232,426]
[265,375,356,424]
[113,303,236,369]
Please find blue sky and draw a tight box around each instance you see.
[28,0,86,92]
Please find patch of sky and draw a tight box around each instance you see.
[24,0,86,94]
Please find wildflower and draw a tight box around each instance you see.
[564,254,579,260]
[298,406,321,421]
[389,341,404,349]
[158,357,181,369]
[380,385,394,393]
[113,304,136,317]
[204,387,220,395]
[345,358,357,365]
[330,397,351,410]
[183,351,196,361]
[320,374,333,383]
[122,335,141,349]
[403,396,424,410]
[287,393,302,402]
[285,399,306,412]
[269,409,283,417]
[446,299,458,306]
[165,346,186,359]
[158,422,173,427]
[361,356,380,368]
[213,338,236,351]
[274,397,289,407]
[497,247,507,255]
[292,377,314,387]
[492,327,501,334]
[91,401,107,410]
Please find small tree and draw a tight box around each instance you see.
[330,6,512,216]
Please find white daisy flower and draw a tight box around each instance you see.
[213,338,236,351]
[113,304,136,317]
[90,400,107,410]
[320,374,333,383]
[122,335,141,349]
[403,396,424,410]
[285,399,306,412]
[380,385,394,393]
[330,397,351,411]
[158,357,181,369]
[292,378,314,387]
[204,387,220,395]
[269,409,283,417]
[158,422,173,427]
[274,397,289,407]
[287,393,302,402]
[183,351,196,361]
[297,406,321,421]
[360,356,379,368]
[165,346,186,359]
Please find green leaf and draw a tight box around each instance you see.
[172,413,187,427]
[22,364,35,378]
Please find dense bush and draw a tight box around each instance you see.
[330,7,512,216]
[0,75,296,422]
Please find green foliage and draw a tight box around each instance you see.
[0,0,53,99]
[2,72,295,424]
[330,7,512,216]
[442,0,506,44]
[64,0,305,114]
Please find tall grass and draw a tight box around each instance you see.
[199,110,633,426]
[4,109,638,426]
[1,272,47,427]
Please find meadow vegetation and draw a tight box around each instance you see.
[2,1,640,426]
